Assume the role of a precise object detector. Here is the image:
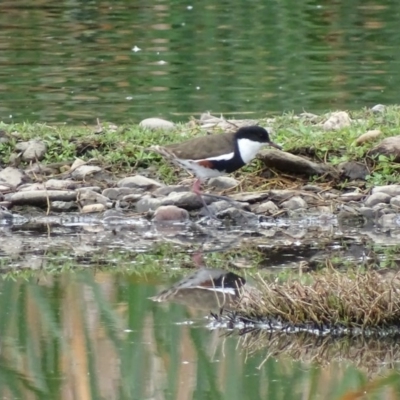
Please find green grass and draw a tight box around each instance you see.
[1,106,400,188]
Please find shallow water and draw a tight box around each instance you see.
[0,216,400,398]
[2,0,400,123]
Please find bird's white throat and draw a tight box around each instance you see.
[237,138,265,163]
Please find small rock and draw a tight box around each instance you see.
[122,194,144,203]
[5,190,76,206]
[51,201,77,211]
[322,111,352,131]
[15,142,29,152]
[371,104,385,113]
[161,192,211,210]
[369,136,400,162]
[20,140,47,161]
[339,192,365,202]
[216,207,259,225]
[153,205,189,222]
[364,192,392,207]
[338,161,369,180]
[76,189,111,207]
[18,183,45,191]
[71,165,102,180]
[45,179,77,190]
[102,187,138,200]
[390,196,400,208]
[377,213,398,230]
[252,201,279,214]
[230,191,269,203]
[354,129,382,146]
[139,118,175,130]
[199,200,247,216]
[81,204,106,214]
[0,207,13,222]
[0,167,28,187]
[359,207,375,220]
[372,185,400,197]
[281,196,308,210]
[153,185,190,197]
[136,195,162,213]
[301,185,322,192]
[208,177,239,189]
[0,130,10,144]
[118,175,164,191]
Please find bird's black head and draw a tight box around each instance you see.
[235,126,281,149]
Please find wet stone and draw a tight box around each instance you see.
[5,190,77,206]
[51,201,77,212]
[339,192,365,202]
[20,140,47,162]
[136,195,162,213]
[122,194,144,203]
[377,213,399,230]
[81,204,107,214]
[0,167,27,187]
[199,200,247,216]
[208,176,239,189]
[372,185,400,197]
[0,207,13,222]
[153,185,190,197]
[364,192,391,207]
[161,192,211,210]
[216,207,259,225]
[281,196,308,210]
[76,189,111,207]
[252,200,279,214]
[102,187,139,200]
[152,205,189,222]
[359,207,375,220]
[230,191,269,203]
[118,175,164,191]
[139,117,175,130]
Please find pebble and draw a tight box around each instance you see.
[354,129,382,146]
[208,176,239,189]
[136,195,162,213]
[252,200,279,214]
[71,165,102,180]
[152,205,189,222]
[161,192,211,210]
[139,118,175,130]
[390,196,400,208]
[76,189,111,207]
[199,200,246,216]
[372,185,400,197]
[0,167,27,187]
[51,201,77,212]
[45,179,77,190]
[5,190,76,206]
[281,196,308,210]
[364,192,391,207]
[230,191,269,203]
[153,185,190,197]
[322,111,351,131]
[81,204,107,214]
[339,192,365,202]
[118,175,164,190]
[359,207,375,220]
[102,187,138,200]
[371,104,385,113]
[216,207,259,225]
[377,213,398,230]
[21,140,47,161]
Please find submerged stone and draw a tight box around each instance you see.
[153,205,189,222]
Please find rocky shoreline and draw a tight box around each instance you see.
[2,108,400,230]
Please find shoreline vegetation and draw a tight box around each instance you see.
[2,106,400,337]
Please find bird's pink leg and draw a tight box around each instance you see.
[192,178,215,217]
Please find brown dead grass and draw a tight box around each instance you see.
[234,269,400,329]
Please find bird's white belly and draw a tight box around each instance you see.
[176,159,225,180]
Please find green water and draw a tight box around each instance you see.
[0,225,399,399]
[2,0,400,123]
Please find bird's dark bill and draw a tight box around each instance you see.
[268,141,282,150]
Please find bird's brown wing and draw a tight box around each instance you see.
[166,131,236,160]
